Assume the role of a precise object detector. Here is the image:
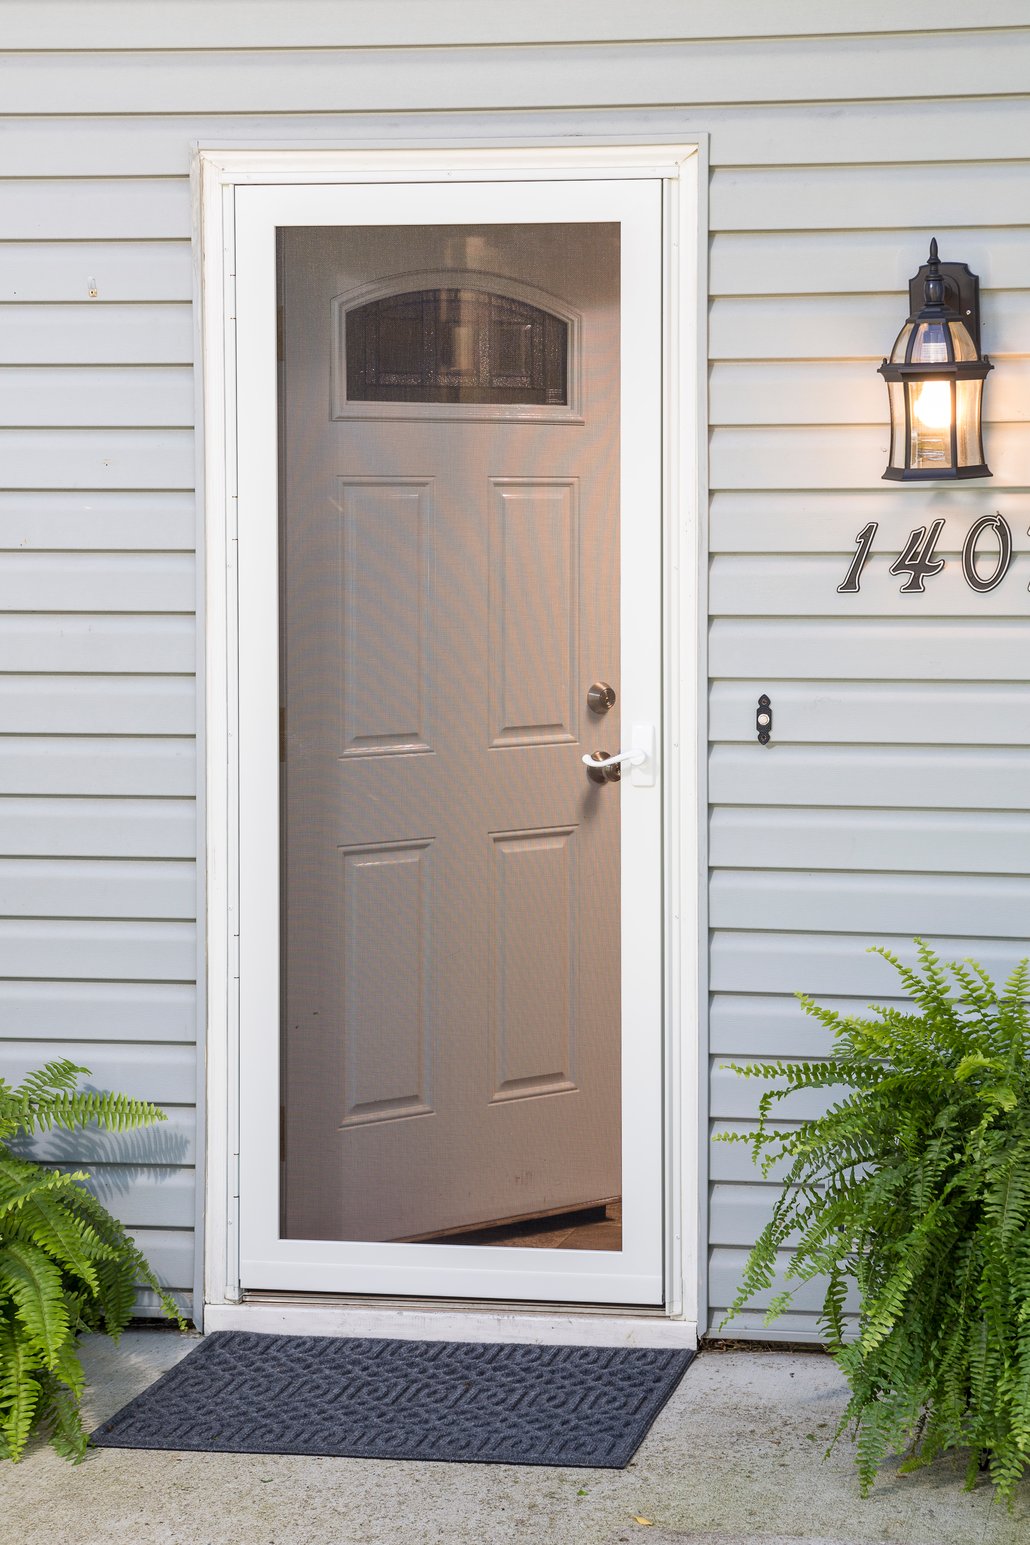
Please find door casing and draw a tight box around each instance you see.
[196,141,706,1338]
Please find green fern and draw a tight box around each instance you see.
[0,1059,185,1462]
[720,941,1030,1502]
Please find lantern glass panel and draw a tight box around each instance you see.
[908,321,950,364]
[888,323,914,363]
[908,378,953,471]
[956,378,985,466]
[949,319,978,362]
[887,382,907,469]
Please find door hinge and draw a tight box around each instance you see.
[280,1106,286,1161]
[276,303,284,363]
[279,703,286,763]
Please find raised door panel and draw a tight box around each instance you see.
[489,479,579,747]
[490,826,578,1103]
[340,840,434,1127]
[335,477,434,757]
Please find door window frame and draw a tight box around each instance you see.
[331,268,584,422]
[196,142,706,1336]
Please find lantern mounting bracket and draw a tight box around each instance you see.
[907,259,982,354]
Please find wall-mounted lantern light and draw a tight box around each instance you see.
[879,238,992,481]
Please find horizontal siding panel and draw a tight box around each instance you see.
[710,359,1030,427]
[23,1105,196,1164]
[0,677,194,734]
[710,619,1030,681]
[0,367,194,428]
[710,1122,804,1185]
[0,919,195,981]
[711,227,1030,296]
[0,491,195,551]
[1,34,1028,114]
[1,1041,196,1102]
[710,682,1030,746]
[0,553,191,611]
[707,1308,836,1342]
[0,798,195,858]
[0,858,194,919]
[0,429,194,491]
[709,745,1030,811]
[7,102,1030,178]
[710,1184,793,1249]
[711,161,1030,232]
[710,555,1030,616]
[710,424,1030,490]
[710,293,1029,360]
[709,491,1030,553]
[0,305,193,366]
[711,808,1030,874]
[711,932,1028,995]
[127,1227,193,1291]
[0,555,194,613]
[709,1247,852,1315]
[134,1287,192,1318]
[711,869,1030,938]
[712,1061,844,1122]
[86,1165,195,1229]
[0,738,195,797]
[0,241,192,303]
[706,93,1030,165]
[8,2,1026,49]
[0,980,196,1041]
[0,616,194,672]
[0,180,190,241]
[711,996,909,1060]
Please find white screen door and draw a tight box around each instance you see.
[235,177,664,1304]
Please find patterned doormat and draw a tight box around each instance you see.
[92,1331,694,1467]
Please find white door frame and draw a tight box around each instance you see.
[196,141,706,1345]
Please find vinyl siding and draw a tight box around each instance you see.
[0,4,1027,1331]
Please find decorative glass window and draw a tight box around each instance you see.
[345,288,569,407]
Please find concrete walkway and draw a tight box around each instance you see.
[2,1330,1027,1545]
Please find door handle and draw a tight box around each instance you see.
[582,747,645,783]
[582,723,656,787]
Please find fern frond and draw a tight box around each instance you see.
[0,1313,42,1463]
[5,1192,103,1296]
[0,1239,72,1365]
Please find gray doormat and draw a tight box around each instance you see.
[92,1331,694,1467]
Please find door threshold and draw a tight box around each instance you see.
[205,1293,698,1348]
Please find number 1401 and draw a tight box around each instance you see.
[838,514,1023,595]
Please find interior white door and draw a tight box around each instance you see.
[236,177,664,1304]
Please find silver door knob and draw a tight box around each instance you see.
[583,747,645,784]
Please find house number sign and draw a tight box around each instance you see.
[838,514,1022,596]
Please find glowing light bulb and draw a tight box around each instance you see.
[913,380,951,430]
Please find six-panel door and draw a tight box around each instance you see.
[280,224,622,1243]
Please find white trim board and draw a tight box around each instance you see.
[206,1300,698,1350]
[197,140,705,1340]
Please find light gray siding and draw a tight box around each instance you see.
[1,3,1027,1331]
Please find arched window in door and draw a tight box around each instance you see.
[344,286,569,407]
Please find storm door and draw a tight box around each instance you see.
[235,179,664,1304]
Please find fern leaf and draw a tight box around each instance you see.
[0,1239,71,1366]
[0,1314,42,1463]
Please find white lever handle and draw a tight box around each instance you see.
[581,748,645,771]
